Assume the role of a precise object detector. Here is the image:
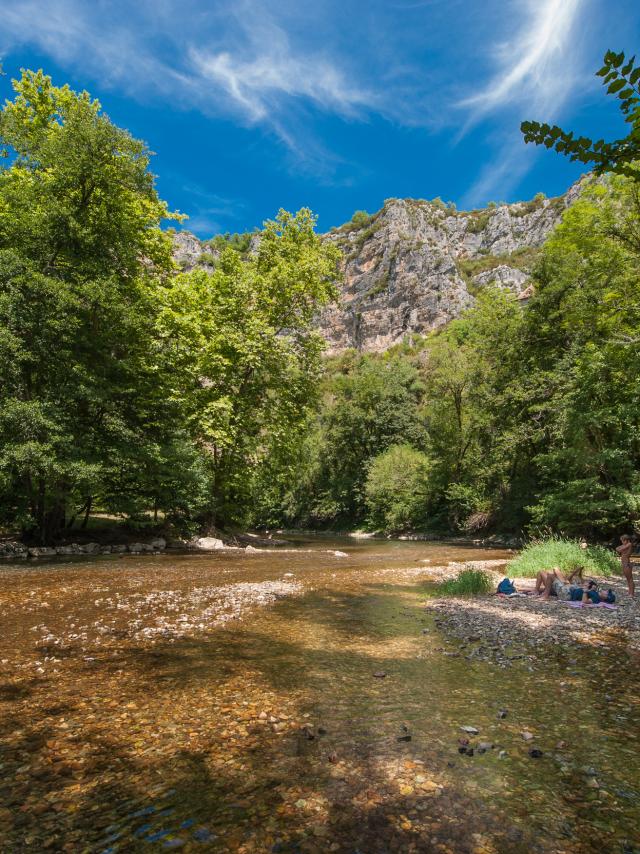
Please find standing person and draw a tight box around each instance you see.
[616,535,636,597]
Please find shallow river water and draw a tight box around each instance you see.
[1,537,639,853]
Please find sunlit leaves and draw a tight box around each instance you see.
[521,50,640,179]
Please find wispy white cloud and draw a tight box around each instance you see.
[459,0,587,206]
[461,0,584,121]
[191,47,374,124]
[0,0,592,197]
[0,0,378,174]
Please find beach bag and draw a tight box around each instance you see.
[497,578,516,595]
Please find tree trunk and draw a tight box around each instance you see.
[81,496,93,529]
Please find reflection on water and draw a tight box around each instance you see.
[0,537,639,853]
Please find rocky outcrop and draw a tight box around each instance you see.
[318,189,575,353]
[172,180,584,353]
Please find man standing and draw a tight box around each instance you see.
[616,535,636,597]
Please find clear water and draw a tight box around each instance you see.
[0,537,638,853]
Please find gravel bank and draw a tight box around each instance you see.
[423,562,640,669]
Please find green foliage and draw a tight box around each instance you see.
[364,445,432,534]
[508,537,619,578]
[0,69,341,540]
[0,69,185,541]
[261,351,428,528]
[522,50,640,179]
[207,231,256,257]
[457,247,540,281]
[158,209,340,527]
[465,210,494,233]
[437,568,493,596]
[335,209,374,233]
[267,176,640,540]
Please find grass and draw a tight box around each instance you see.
[436,568,493,596]
[508,537,619,579]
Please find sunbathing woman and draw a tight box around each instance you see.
[535,566,585,601]
[535,567,615,603]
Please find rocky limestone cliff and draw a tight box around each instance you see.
[319,182,583,353]
[172,180,584,353]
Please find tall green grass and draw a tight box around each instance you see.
[508,537,619,578]
[437,568,493,596]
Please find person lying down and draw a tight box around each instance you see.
[534,567,616,604]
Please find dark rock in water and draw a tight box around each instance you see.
[373,671,387,678]
[300,726,315,741]
[497,709,508,719]
[317,727,327,736]
[529,749,544,759]
[465,748,474,757]
[397,734,412,742]
[458,746,468,754]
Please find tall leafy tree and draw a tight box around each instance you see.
[157,209,340,527]
[0,70,180,540]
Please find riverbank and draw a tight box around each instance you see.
[0,532,294,560]
[421,562,640,667]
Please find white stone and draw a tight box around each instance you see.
[195,537,225,551]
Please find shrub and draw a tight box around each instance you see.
[365,445,432,534]
[437,568,492,596]
[508,537,619,578]
[466,210,493,234]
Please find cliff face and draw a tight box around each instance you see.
[318,187,578,353]
[173,182,582,353]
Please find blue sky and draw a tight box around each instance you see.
[1,0,638,236]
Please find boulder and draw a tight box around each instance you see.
[150,537,167,550]
[55,546,76,555]
[111,544,128,553]
[128,542,145,553]
[0,541,28,556]
[195,537,225,551]
[82,543,101,555]
[28,547,57,558]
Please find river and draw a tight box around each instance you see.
[1,536,639,853]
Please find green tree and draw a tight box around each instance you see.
[157,209,340,528]
[365,444,432,534]
[521,50,640,179]
[521,178,640,534]
[310,353,428,525]
[0,70,181,540]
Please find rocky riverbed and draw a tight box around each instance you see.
[2,539,639,853]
